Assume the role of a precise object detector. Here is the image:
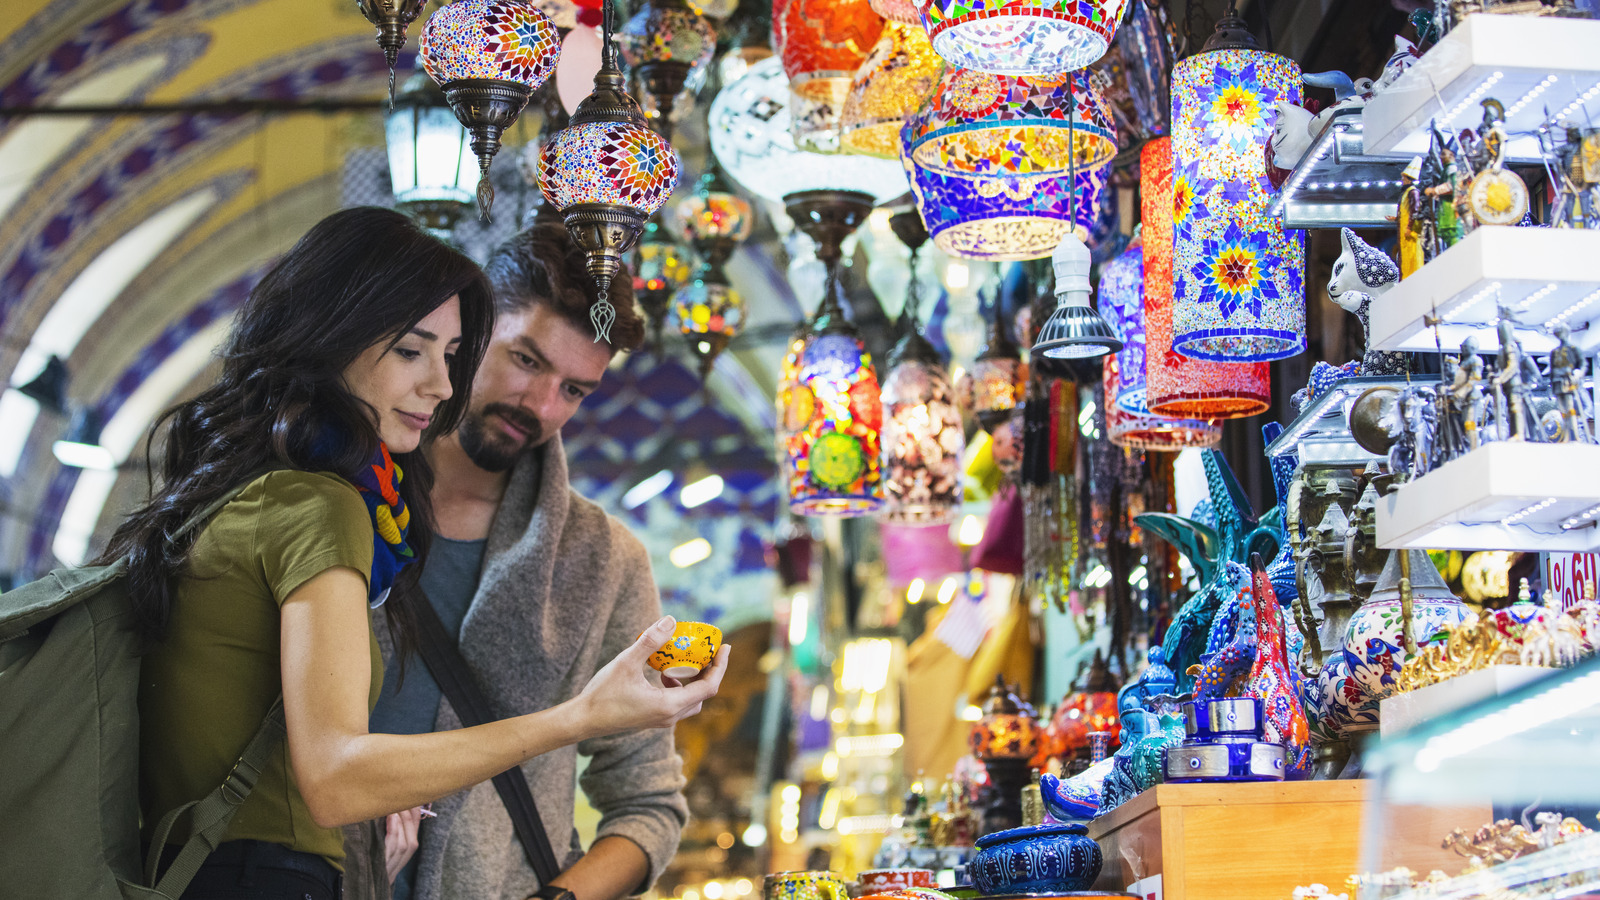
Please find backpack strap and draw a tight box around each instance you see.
[143,696,287,897]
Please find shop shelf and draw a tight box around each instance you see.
[1375,441,1600,551]
[1265,374,1438,465]
[1368,226,1600,355]
[1267,113,1408,229]
[1362,13,1600,163]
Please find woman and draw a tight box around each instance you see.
[99,207,727,899]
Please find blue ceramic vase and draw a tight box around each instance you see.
[969,823,1103,895]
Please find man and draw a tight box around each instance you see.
[369,223,687,900]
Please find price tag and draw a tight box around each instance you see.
[1543,552,1598,611]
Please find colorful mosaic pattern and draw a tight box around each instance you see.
[1171,48,1305,362]
[420,0,560,89]
[1140,138,1270,419]
[840,22,945,160]
[790,77,852,154]
[620,2,716,71]
[775,0,885,102]
[923,0,1128,76]
[539,120,680,213]
[967,351,1022,422]
[677,190,753,242]
[1103,355,1221,451]
[674,279,745,338]
[907,69,1116,178]
[869,0,922,25]
[881,357,965,524]
[708,57,907,203]
[1099,242,1148,412]
[787,333,885,516]
[904,138,1108,261]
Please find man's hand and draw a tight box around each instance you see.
[384,807,424,885]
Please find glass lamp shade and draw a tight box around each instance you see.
[907,69,1115,179]
[839,22,945,160]
[904,148,1109,261]
[775,0,885,102]
[1104,355,1221,450]
[787,330,886,516]
[631,222,694,343]
[1099,242,1148,412]
[675,274,746,377]
[968,353,1022,430]
[777,329,811,496]
[419,0,561,88]
[970,678,1041,760]
[923,0,1127,77]
[1141,137,1270,419]
[1171,47,1305,362]
[538,119,680,214]
[385,74,476,213]
[790,79,853,154]
[880,350,965,524]
[619,0,716,72]
[677,171,754,243]
[868,0,920,25]
[709,56,908,203]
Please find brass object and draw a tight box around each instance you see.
[1348,387,1399,456]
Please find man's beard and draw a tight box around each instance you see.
[457,403,543,473]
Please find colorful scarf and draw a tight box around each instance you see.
[348,443,415,607]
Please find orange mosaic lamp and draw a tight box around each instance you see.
[1140,137,1269,419]
[774,0,885,103]
[839,22,945,159]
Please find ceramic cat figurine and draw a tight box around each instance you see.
[1327,228,1407,377]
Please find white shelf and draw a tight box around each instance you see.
[1363,13,1600,163]
[1377,441,1600,551]
[1379,665,1553,738]
[1369,226,1600,355]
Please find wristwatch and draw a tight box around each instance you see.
[532,885,576,900]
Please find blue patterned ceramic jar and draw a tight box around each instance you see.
[969,823,1103,895]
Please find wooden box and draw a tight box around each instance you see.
[1085,780,1488,900]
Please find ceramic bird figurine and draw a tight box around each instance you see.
[1244,553,1313,778]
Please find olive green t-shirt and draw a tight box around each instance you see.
[138,470,383,869]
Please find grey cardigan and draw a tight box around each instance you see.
[377,434,688,900]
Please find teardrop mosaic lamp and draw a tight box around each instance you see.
[775,0,884,102]
[673,168,754,379]
[1141,136,1269,419]
[907,69,1115,179]
[1170,9,1305,362]
[539,0,681,343]
[619,0,716,139]
[1104,356,1221,450]
[839,22,944,159]
[922,0,1128,77]
[421,0,561,221]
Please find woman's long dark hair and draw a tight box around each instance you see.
[97,207,494,655]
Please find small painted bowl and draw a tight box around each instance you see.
[767,871,849,900]
[858,871,938,893]
[970,823,1103,895]
[647,621,722,679]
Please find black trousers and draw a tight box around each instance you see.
[156,839,343,900]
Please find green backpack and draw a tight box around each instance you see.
[0,484,284,899]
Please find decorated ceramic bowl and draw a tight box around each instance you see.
[647,621,722,679]
[858,871,939,893]
[969,823,1103,895]
[767,872,848,900]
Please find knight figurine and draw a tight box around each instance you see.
[1549,323,1591,442]
[1454,337,1487,450]
[1492,308,1543,442]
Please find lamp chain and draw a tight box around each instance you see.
[905,244,922,328]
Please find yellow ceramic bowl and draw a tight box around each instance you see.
[647,621,722,679]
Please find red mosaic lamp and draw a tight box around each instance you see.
[775,0,885,103]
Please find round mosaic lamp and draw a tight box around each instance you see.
[775,0,884,102]
[676,166,754,247]
[420,0,561,221]
[356,0,427,103]
[674,168,755,379]
[839,22,944,160]
[619,0,716,139]
[1141,136,1270,419]
[1104,355,1221,450]
[709,56,908,204]
[922,0,1128,76]
[539,0,681,343]
[1170,7,1305,362]
[631,215,694,349]
[907,69,1115,179]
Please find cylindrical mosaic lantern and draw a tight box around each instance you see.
[1170,17,1305,362]
[1141,137,1269,419]
[1104,354,1221,450]
[905,149,1110,261]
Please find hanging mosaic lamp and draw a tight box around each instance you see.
[631,215,694,350]
[969,298,1025,431]
[385,70,477,234]
[907,69,1115,179]
[869,0,920,25]
[420,0,561,222]
[1170,5,1305,362]
[776,326,811,499]
[881,222,965,525]
[903,151,1109,261]
[1104,355,1221,450]
[673,168,755,379]
[839,22,944,160]
[784,190,885,516]
[774,0,884,103]
[1141,137,1270,418]
[356,0,427,104]
[710,56,908,203]
[619,0,716,140]
[1099,240,1149,413]
[922,0,1127,77]
[539,0,681,343]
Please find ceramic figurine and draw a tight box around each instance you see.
[1037,760,1114,822]
[1466,101,1531,226]
[1491,308,1544,442]
[1380,386,1436,482]
[1548,324,1591,442]
[1327,228,1408,376]
[1191,564,1258,701]
[1095,709,1152,815]
[1129,707,1188,794]
[1396,157,1426,278]
[1241,554,1313,777]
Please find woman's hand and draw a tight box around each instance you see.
[384,806,424,884]
[573,616,729,736]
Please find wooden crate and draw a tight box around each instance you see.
[1085,780,1487,900]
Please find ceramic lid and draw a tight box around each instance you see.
[973,821,1089,848]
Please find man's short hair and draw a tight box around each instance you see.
[483,221,646,353]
